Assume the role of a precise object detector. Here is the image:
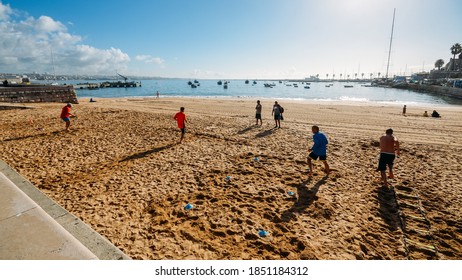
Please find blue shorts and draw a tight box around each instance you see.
[274,113,281,120]
[309,152,327,161]
[62,117,70,122]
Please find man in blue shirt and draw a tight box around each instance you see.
[308,125,330,176]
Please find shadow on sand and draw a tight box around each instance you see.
[281,175,329,222]
[377,185,401,231]
[119,143,176,162]
[255,128,277,138]
[3,130,63,142]
[237,125,258,135]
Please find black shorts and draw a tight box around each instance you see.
[180,128,186,134]
[255,113,262,119]
[309,152,326,161]
[378,153,395,171]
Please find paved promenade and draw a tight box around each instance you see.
[0,160,130,260]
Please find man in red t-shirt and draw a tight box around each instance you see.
[60,103,75,131]
[173,107,187,143]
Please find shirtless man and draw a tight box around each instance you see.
[378,128,400,187]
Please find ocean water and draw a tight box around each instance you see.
[67,79,462,106]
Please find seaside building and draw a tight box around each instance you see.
[430,53,462,80]
[1,75,30,85]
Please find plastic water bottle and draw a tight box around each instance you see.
[184,203,193,210]
[287,191,295,196]
[258,230,268,237]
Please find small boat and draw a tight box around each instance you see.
[253,80,257,85]
[304,86,310,89]
[191,83,197,88]
[344,85,354,88]
[217,80,223,85]
[224,81,228,89]
[245,80,249,84]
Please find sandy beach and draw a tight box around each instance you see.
[1,97,461,260]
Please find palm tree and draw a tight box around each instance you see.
[326,73,329,80]
[378,72,381,79]
[354,73,358,80]
[340,73,343,80]
[370,73,373,80]
[435,59,445,70]
[361,73,365,79]
[450,43,462,71]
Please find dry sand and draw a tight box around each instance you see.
[1,97,461,260]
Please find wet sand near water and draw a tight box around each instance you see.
[1,98,461,259]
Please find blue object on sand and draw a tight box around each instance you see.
[225,176,231,181]
[288,191,295,196]
[253,157,260,161]
[258,230,268,237]
[184,203,193,210]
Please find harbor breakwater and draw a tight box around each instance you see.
[0,85,78,104]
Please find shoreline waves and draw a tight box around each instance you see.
[1,98,461,259]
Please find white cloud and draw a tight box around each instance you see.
[34,15,65,33]
[0,2,12,21]
[0,3,131,75]
[135,54,165,65]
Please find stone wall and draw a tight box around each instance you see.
[0,85,78,104]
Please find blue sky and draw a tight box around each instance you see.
[1,0,461,79]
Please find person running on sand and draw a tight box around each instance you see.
[255,100,262,126]
[307,125,330,176]
[173,107,187,143]
[377,128,400,187]
[60,103,75,131]
[402,105,407,115]
[272,101,282,128]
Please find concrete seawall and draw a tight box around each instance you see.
[404,84,462,100]
[0,85,78,104]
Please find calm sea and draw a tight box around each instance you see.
[65,79,462,106]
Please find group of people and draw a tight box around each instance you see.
[170,101,400,187]
[60,101,400,187]
[403,105,441,118]
[299,124,398,187]
[255,100,285,128]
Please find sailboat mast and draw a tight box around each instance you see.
[385,8,396,79]
[50,47,56,81]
